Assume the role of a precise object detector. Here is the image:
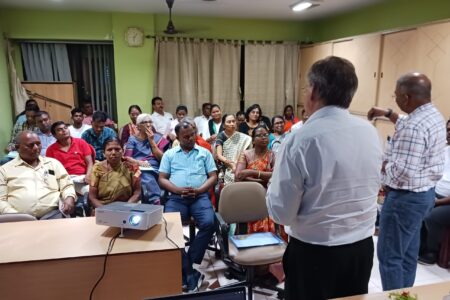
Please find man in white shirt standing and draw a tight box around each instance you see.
[194,103,211,140]
[151,97,173,135]
[68,108,91,139]
[266,56,383,300]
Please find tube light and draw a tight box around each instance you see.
[292,1,313,12]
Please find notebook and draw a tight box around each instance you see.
[147,286,246,300]
[230,232,284,249]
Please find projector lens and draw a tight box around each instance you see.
[129,215,142,226]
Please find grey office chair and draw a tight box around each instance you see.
[0,213,37,223]
[215,182,285,300]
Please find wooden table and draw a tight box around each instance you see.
[333,280,450,300]
[0,212,184,300]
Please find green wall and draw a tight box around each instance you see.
[0,17,13,152]
[0,9,311,152]
[314,0,450,42]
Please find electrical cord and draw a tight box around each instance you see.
[163,215,180,249]
[89,231,120,300]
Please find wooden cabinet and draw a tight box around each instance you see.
[298,43,332,115]
[332,34,381,116]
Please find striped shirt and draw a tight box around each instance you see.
[383,103,446,192]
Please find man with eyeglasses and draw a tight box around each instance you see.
[0,131,76,219]
[267,56,383,300]
[367,73,446,291]
[159,121,217,293]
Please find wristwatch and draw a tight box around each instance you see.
[384,108,393,118]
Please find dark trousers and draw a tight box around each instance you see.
[421,193,450,254]
[283,236,373,300]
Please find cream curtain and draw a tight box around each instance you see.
[7,41,29,115]
[155,37,241,116]
[244,42,300,117]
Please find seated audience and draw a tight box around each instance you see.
[169,105,188,141]
[82,111,117,161]
[151,96,173,135]
[269,115,286,154]
[5,105,39,154]
[235,110,245,129]
[0,131,76,219]
[283,104,299,132]
[46,121,94,196]
[14,99,39,124]
[290,108,309,132]
[89,138,141,212]
[238,104,270,136]
[159,121,217,292]
[216,114,252,185]
[119,105,142,146]
[419,119,450,265]
[68,108,91,138]
[194,103,211,139]
[81,101,115,127]
[207,104,223,144]
[125,114,170,204]
[172,117,212,153]
[35,111,56,156]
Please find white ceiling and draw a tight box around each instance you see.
[0,0,384,21]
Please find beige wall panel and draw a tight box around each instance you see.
[374,118,395,146]
[417,22,450,120]
[332,34,381,115]
[377,30,419,109]
[298,43,332,116]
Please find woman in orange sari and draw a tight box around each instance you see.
[235,126,287,240]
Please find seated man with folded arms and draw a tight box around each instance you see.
[0,131,76,219]
[159,121,217,292]
[46,121,94,197]
[82,111,117,161]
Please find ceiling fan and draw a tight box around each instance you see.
[164,0,179,34]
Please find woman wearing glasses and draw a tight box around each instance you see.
[124,114,170,204]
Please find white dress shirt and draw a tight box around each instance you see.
[151,111,173,135]
[267,106,383,246]
[194,115,211,139]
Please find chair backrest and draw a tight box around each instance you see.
[219,182,268,224]
[0,213,37,223]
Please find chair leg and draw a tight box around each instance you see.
[246,267,254,300]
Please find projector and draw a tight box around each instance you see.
[96,202,163,231]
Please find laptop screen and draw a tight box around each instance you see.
[147,286,247,300]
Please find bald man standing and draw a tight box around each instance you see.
[368,73,446,290]
[0,131,76,219]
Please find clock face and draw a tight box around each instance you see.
[125,27,144,47]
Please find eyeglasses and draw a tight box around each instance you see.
[255,133,269,138]
[139,121,153,124]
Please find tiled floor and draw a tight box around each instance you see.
[186,227,450,299]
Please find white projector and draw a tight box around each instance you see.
[96,202,163,230]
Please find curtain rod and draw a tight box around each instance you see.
[147,35,299,44]
[11,39,113,45]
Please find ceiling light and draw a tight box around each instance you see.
[291,0,322,12]
[292,1,313,12]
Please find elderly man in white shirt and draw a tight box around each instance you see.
[151,96,173,135]
[267,56,382,300]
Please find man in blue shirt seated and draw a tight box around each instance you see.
[82,111,116,161]
[159,121,217,293]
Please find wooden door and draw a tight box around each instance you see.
[332,34,381,116]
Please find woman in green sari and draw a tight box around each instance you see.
[89,138,141,214]
[215,114,252,185]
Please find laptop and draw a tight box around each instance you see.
[146,286,247,300]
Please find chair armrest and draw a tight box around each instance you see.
[215,212,230,254]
